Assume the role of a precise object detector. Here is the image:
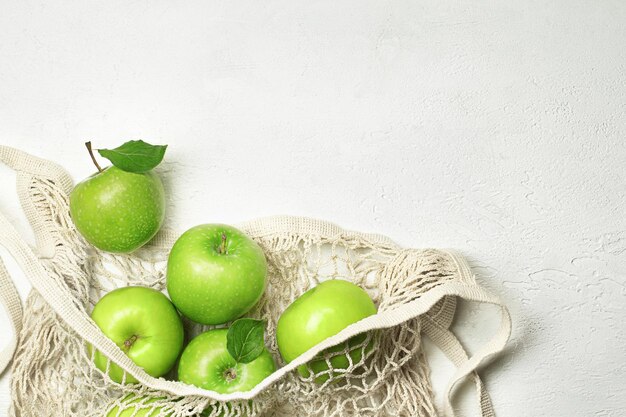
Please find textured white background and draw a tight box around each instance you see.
[1,1,625,416]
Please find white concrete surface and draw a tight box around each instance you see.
[1,1,625,416]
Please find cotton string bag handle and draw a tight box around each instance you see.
[0,259,22,376]
[0,145,511,416]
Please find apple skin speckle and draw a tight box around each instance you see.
[69,166,165,253]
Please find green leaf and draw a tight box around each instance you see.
[227,318,266,364]
[97,140,167,173]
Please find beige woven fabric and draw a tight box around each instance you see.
[0,146,511,417]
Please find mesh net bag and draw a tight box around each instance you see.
[0,146,511,417]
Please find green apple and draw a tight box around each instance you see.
[167,224,267,325]
[90,286,184,384]
[177,328,276,393]
[276,279,377,383]
[105,395,170,417]
[70,166,165,253]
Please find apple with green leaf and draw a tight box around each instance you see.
[90,286,184,384]
[276,279,377,383]
[70,140,167,253]
[177,318,276,393]
[167,224,267,325]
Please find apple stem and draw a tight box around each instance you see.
[85,141,103,173]
[223,368,237,382]
[218,233,228,255]
[124,335,138,350]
